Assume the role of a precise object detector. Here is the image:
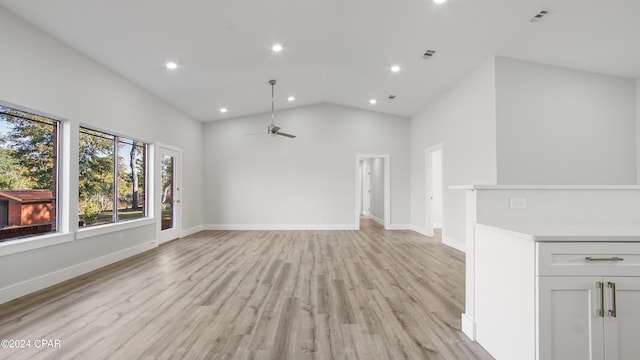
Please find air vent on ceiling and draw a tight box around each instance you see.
[530,10,551,23]
[388,95,396,100]
[422,49,437,59]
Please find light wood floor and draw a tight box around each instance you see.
[0,219,493,360]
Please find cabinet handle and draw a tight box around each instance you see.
[585,256,624,262]
[597,281,604,317]
[608,282,617,318]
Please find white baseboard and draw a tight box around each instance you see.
[443,235,466,253]
[461,313,476,340]
[181,225,204,238]
[204,224,358,231]
[410,225,429,236]
[369,215,384,226]
[0,241,156,305]
[385,224,412,230]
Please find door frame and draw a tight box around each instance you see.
[425,144,443,237]
[355,154,390,230]
[156,143,182,244]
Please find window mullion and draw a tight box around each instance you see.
[113,136,118,223]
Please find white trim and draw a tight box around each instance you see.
[385,224,412,230]
[78,123,153,145]
[461,313,476,340]
[181,225,204,238]
[204,224,358,231]
[410,225,429,236]
[443,235,465,252]
[0,241,156,305]
[369,215,384,226]
[156,145,183,244]
[0,99,67,123]
[0,233,74,257]
[76,218,155,240]
[449,184,640,190]
[154,142,183,152]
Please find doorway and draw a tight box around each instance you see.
[157,145,182,244]
[360,160,371,217]
[425,145,443,237]
[355,155,390,229]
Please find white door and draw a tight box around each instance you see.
[424,146,442,236]
[538,277,605,360]
[604,277,640,360]
[361,160,371,216]
[157,146,181,243]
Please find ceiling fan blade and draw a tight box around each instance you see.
[276,131,296,138]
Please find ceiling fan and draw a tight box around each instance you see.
[266,79,296,138]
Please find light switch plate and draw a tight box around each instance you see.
[510,198,527,209]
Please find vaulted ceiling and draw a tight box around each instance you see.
[1,0,639,122]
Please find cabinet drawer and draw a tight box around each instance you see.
[537,242,640,276]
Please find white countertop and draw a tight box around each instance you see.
[451,185,640,190]
[476,223,640,242]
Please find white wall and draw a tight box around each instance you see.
[637,78,640,184]
[496,57,636,185]
[410,58,498,251]
[370,158,385,221]
[0,8,203,303]
[431,149,443,228]
[202,103,410,229]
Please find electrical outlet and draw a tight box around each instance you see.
[510,198,527,209]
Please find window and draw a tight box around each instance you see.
[0,105,59,242]
[78,127,147,227]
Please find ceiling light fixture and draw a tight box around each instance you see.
[287,96,295,102]
[390,65,401,73]
[433,0,447,4]
[165,62,178,70]
[219,108,228,113]
[266,80,296,138]
[369,99,377,105]
[272,44,283,52]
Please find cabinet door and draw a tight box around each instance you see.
[538,277,605,360]
[603,277,640,360]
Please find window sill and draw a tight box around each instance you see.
[0,232,74,257]
[76,218,156,240]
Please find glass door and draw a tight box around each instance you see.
[157,146,181,243]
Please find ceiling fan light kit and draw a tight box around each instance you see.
[267,79,296,138]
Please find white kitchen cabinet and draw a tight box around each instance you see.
[537,242,640,360]
[538,277,604,359]
[473,225,640,360]
[538,277,640,360]
[603,277,640,360]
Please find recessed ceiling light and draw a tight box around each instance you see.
[433,0,447,4]
[287,96,295,102]
[369,99,377,105]
[272,44,283,52]
[390,65,401,73]
[165,62,178,70]
[219,108,228,113]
